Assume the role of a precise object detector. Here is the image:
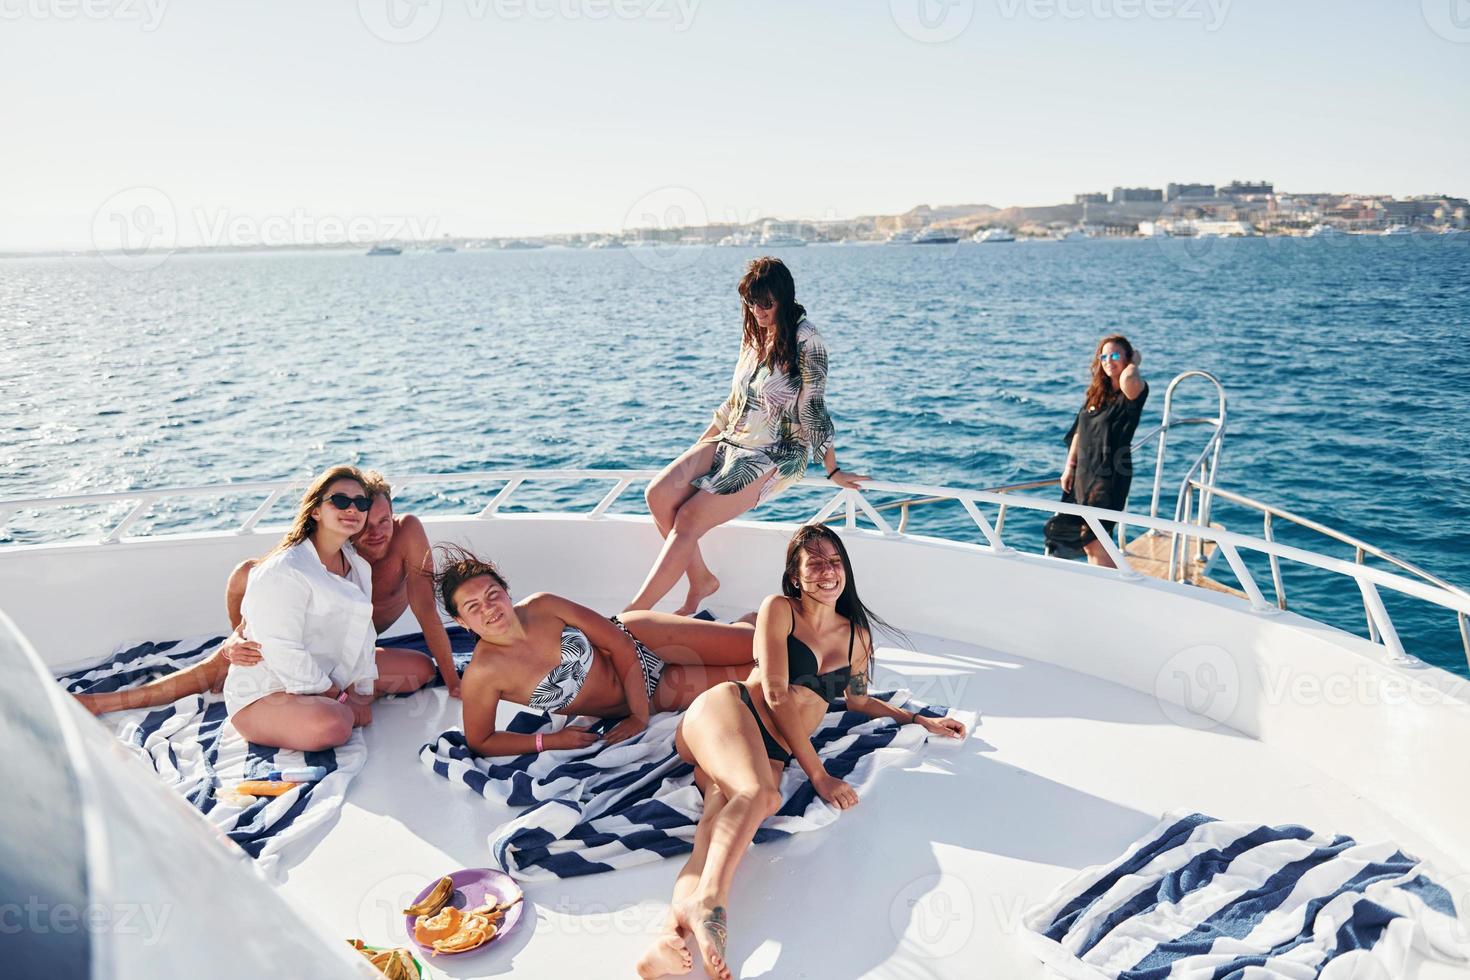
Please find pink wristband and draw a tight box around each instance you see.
[336,690,349,704]
[535,733,544,752]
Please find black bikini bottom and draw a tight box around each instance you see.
[733,682,791,765]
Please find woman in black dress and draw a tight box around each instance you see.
[1055,334,1148,567]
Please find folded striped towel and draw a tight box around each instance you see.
[1023,810,1470,980]
[420,689,972,880]
[57,635,380,878]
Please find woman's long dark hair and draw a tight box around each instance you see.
[738,256,806,375]
[1083,333,1135,411]
[781,524,904,653]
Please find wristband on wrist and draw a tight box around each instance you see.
[826,465,839,478]
[535,733,544,752]
[336,690,349,704]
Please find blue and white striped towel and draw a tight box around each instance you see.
[420,689,972,881]
[58,635,373,879]
[1023,810,1470,980]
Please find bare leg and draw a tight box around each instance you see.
[637,769,721,978]
[665,686,786,979]
[230,691,354,752]
[372,647,437,696]
[646,442,721,615]
[625,475,769,614]
[1082,537,1117,569]
[616,611,755,665]
[653,664,756,713]
[74,649,230,716]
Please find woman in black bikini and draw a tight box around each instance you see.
[635,524,966,980]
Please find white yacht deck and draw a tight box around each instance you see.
[282,608,1467,979]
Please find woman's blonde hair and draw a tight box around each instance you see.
[268,465,369,557]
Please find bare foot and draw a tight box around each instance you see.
[635,931,693,978]
[673,900,730,980]
[674,574,720,618]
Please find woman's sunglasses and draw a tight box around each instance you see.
[745,296,776,311]
[326,493,372,512]
[1098,352,1126,363]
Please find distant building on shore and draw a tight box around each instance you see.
[1222,180,1274,198]
[1074,192,1107,205]
[1112,186,1163,204]
[1165,183,1215,201]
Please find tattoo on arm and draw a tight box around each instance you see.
[847,671,869,696]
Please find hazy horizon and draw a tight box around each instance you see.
[3,0,1467,251]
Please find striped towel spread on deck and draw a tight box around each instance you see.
[1022,810,1470,980]
[419,689,973,881]
[57,628,476,877]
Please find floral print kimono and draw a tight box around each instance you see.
[692,318,836,503]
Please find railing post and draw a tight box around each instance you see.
[1357,578,1410,663]
[100,497,156,545]
[1460,613,1470,675]
[898,502,911,535]
[477,478,524,517]
[238,489,284,534]
[589,479,633,519]
[1215,541,1275,613]
[1262,511,1286,609]
[1356,547,1379,644]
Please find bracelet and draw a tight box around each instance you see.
[535,733,544,752]
[826,465,839,478]
[336,690,349,704]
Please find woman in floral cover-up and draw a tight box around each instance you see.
[626,256,868,615]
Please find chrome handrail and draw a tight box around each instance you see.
[2,469,1467,670]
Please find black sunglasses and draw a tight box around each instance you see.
[745,296,775,311]
[326,493,371,513]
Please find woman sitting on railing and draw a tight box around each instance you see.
[1049,334,1148,568]
[635,524,965,980]
[222,466,385,751]
[435,546,760,753]
[626,256,867,615]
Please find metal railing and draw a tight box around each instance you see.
[1,467,1467,671]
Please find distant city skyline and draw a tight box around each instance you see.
[3,0,1467,251]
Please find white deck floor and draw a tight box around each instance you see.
[279,602,1469,979]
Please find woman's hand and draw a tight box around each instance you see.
[812,771,860,810]
[604,716,647,745]
[1061,463,1075,494]
[1130,349,1143,367]
[550,726,601,751]
[919,715,967,740]
[765,677,790,709]
[438,666,462,699]
[219,626,262,666]
[829,469,869,490]
[346,692,373,728]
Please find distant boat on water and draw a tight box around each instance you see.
[1304,224,1346,239]
[434,244,457,253]
[759,232,807,247]
[1055,227,1092,242]
[588,238,625,249]
[500,239,543,250]
[1380,225,1412,237]
[973,227,1015,243]
[913,227,960,244]
[884,230,916,244]
[366,244,402,256]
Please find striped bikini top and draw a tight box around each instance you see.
[528,626,595,712]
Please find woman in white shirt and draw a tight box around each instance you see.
[224,466,380,751]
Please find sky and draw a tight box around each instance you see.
[1,0,1467,251]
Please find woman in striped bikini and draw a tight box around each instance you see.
[434,546,759,754]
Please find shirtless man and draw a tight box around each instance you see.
[74,471,459,716]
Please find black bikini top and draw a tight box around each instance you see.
[784,599,854,702]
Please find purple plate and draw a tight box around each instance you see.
[403,868,525,957]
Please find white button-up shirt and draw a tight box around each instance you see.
[223,539,378,715]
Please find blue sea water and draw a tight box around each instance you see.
[2,237,1467,673]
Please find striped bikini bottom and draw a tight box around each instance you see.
[608,615,666,701]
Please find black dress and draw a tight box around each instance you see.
[1045,382,1149,551]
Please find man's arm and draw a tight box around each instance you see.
[400,516,461,697]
